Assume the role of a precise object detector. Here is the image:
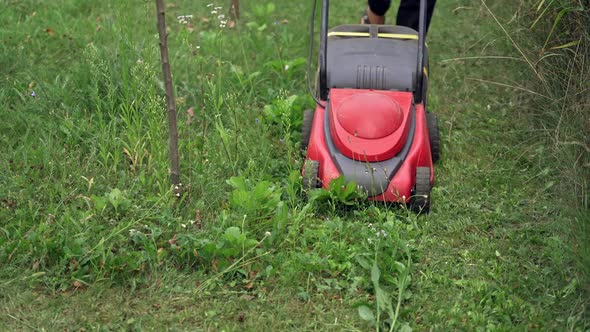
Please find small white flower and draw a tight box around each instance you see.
[264,231,271,237]
[284,64,290,71]
[207,3,214,7]
[211,10,218,14]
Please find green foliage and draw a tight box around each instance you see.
[263,94,309,130]
[200,226,259,260]
[251,2,276,23]
[227,176,282,218]
[0,0,588,330]
[309,176,366,208]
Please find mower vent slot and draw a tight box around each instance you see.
[356,65,386,90]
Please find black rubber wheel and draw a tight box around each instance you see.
[426,113,440,163]
[302,160,320,190]
[301,109,314,152]
[411,167,431,213]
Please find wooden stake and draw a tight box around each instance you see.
[230,0,240,20]
[155,0,182,193]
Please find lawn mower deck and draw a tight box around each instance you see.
[302,1,439,212]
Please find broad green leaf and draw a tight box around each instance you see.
[399,323,413,332]
[343,180,357,197]
[227,176,247,191]
[371,262,381,285]
[108,188,123,209]
[245,239,259,249]
[357,305,375,322]
[375,285,391,310]
[355,256,372,270]
[224,227,241,240]
[394,261,407,273]
[266,3,276,14]
[91,195,107,212]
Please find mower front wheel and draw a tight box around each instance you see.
[411,167,431,213]
[302,160,321,190]
[301,109,314,152]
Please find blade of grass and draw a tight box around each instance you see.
[549,39,581,50]
[440,55,527,63]
[466,77,554,100]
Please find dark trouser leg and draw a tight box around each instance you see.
[368,0,391,16]
[396,0,437,33]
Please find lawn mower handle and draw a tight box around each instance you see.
[318,0,428,103]
[318,0,329,100]
[415,0,427,103]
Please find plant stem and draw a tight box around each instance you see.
[390,257,410,332]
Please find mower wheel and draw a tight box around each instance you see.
[301,109,314,152]
[426,113,440,163]
[302,160,320,190]
[411,167,431,213]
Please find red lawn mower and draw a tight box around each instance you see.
[301,0,440,212]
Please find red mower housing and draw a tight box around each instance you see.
[303,88,436,209]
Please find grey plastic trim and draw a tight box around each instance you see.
[325,25,429,93]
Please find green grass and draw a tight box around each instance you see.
[1,0,588,330]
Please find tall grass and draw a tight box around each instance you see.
[517,0,589,293]
[522,0,588,206]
